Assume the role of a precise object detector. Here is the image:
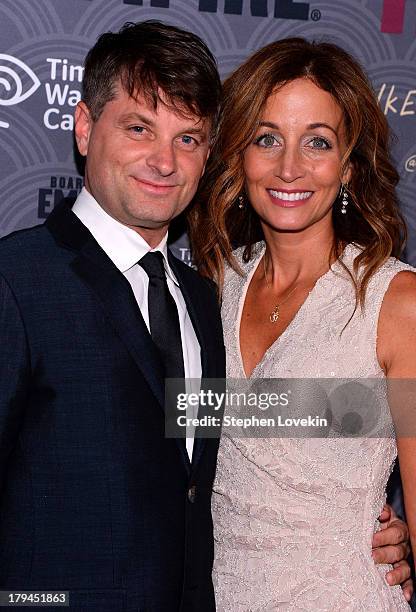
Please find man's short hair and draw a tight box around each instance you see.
[82,20,221,134]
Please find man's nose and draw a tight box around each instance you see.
[146,141,177,176]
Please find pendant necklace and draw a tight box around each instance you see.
[263,255,299,323]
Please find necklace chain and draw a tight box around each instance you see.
[263,254,299,323]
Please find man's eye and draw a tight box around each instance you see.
[181,135,196,145]
[254,133,278,148]
[130,126,145,134]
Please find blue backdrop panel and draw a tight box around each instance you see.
[0,0,415,265]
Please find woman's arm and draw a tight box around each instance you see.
[378,270,416,583]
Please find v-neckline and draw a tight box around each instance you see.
[236,243,335,379]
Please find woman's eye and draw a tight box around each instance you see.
[255,133,278,148]
[309,137,331,150]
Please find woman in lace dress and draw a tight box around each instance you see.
[190,39,416,610]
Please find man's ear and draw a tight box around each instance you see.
[201,147,211,178]
[74,101,93,157]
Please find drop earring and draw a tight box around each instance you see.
[238,195,244,209]
[340,185,348,215]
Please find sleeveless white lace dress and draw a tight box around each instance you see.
[212,243,413,611]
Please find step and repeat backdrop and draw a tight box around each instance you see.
[0,0,415,265]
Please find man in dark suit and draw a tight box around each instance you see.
[0,21,223,611]
[0,19,412,612]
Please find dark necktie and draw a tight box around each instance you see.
[139,251,185,380]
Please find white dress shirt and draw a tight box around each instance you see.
[72,188,201,458]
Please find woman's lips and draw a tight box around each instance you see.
[267,189,313,207]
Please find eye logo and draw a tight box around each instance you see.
[405,155,416,173]
[0,54,41,129]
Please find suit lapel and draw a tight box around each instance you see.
[46,200,166,409]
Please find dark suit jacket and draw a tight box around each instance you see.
[0,200,225,612]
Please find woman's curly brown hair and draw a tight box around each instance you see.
[188,37,406,306]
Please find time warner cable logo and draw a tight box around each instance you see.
[0,54,41,128]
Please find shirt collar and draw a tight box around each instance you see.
[72,187,179,286]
